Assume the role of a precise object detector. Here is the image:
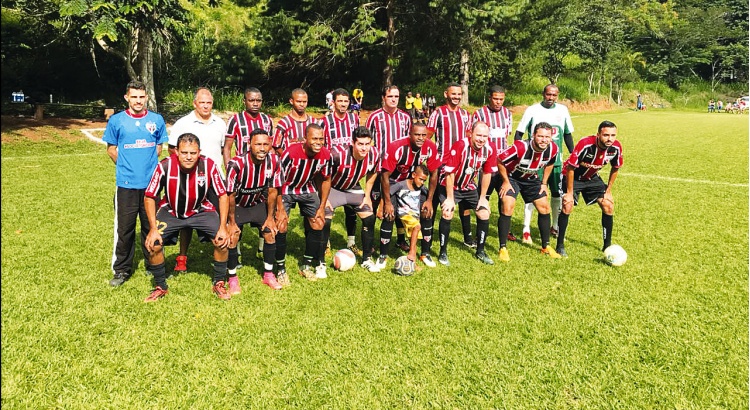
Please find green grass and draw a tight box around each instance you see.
[1,111,747,408]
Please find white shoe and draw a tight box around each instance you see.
[375,255,388,270]
[522,231,533,245]
[361,258,381,273]
[315,264,328,279]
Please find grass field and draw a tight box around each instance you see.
[2,110,748,409]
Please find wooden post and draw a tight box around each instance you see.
[105,108,115,120]
[34,104,44,120]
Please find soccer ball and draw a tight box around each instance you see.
[603,244,627,266]
[333,249,356,271]
[394,255,416,276]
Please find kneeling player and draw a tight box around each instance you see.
[143,133,231,302]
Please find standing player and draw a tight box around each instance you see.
[555,121,624,256]
[496,122,563,261]
[323,127,380,272]
[471,85,516,242]
[436,121,497,266]
[426,83,474,248]
[225,129,283,291]
[366,85,412,250]
[272,88,316,156]
[168,87,227,274]
[104,80,168,287]
[514,84,575,244]
[379,123,442,269]
[274,123,332,283]
[142,133,231,301]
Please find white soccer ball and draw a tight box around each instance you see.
[603,244,627,266]
[333,249,356,271]
[394,255,416,276]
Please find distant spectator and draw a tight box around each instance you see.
[428,95,437,116]
[405,91,416,120]
[717,100,723,112]
[636,94,643,111]
[413,92,424,123]
[351,87,363,115]
[708,99,715,113]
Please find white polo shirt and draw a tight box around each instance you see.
[169,111,227,175]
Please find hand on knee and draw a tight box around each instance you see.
[476,208,490,220]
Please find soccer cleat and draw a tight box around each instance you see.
[325,246,332,257]
[109,272,127,287]
[348,244,363,257]
[462,239,477,249]
[361,257,381,273]
[420,254,437,268]
[262,271,282,290]
[475,251,495,265]
[375,255,388,270]
[315,264,328,279]
[174,255,188,272]
[540,246,562,259]
[522,232,533,245]
[498,247,510,262]
[277,269,291,287]
[507,232,517,242]
[213,281,231,300]
[555,246,568,258]
[438,253,450,266]
[227,275,242,295]
[550,227,559,238]
[144,286,168,302]
[395,240,411,252]
[299,265,318,281]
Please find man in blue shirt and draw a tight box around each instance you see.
[103,80,168,287]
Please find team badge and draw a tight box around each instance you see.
[464,167,474,175]
[145,121,157,134]
[197,173,206,187]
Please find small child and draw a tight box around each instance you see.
[388,164,429,265]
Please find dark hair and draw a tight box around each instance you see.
[352,126,372,142]
[125,80,146,94]
[410,122,427,133]
[249,128,270,142]
[446,82,461,90]
[332,88,350,99]
[414,164,429,175]
[598,121,617,133]
[382,85,399,97]
[244,87,262,97]
[177,133,200,148]
[291,88,307,97]
[543,84,558,94]
[305,123,323,137]
[489,85,506,95]
[533,122,553,134]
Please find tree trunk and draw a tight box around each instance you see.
[381,0,396,88]
[139,29,157,111]
[587,72,594,94]
[460,48,469,106]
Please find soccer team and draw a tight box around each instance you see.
[104,80,624,302]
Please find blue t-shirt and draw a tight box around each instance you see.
[103,110,168,189]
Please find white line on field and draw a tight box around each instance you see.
[621,172,747,188]
[1,152,102,160]
[81,128,107,145]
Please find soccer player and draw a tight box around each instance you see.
[272,88,316,156]
[437,121,498,266]
[225,129,283,291]
[471,85,516,242]
[323,127,380,272]
[496,122,563,262]
[388,165,430,266]
[142,133,231,302]
[379,123,441,269]
[366,85,412,250]
[426,83,474,248]
[275,123,331,283]
[555,121,624,256]
[514,84,575,245]
[104,80,168,287]
[168,87,227,273]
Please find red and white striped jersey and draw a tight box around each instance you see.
[320,112,360,148]
[225,111,274,156]
[564,136,624,181]
[365,108,412,158]
[499,139,559,181]
[441,139,498,191]
[145,154,227,218]
[471,106,512,153]
[329,145,379,191]
[381,137,441,183]
[225,152,280,208]
[272,114,316,152]
[277,142,331,195]
[427,105,470,160]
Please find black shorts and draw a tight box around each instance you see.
[563,175,606,205]
[156,209,220,246]
[282,193,320,218]
[505,177,546,204]
[437,185,479,211]
[234,203,268,228]
[485,172,502,198]
[328,188,372,216]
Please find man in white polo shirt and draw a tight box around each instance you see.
[167,87,228,272]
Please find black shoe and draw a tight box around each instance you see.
[475,251,495,265]
[556,246,568,257]
[396,240,410,252]
[462,238,477,249]
[109,272,127,287]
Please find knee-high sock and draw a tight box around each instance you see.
[459,203,472,242]
[551,197,562,229]
[345,206,357,240]
[361,215,376,259]
[395,217,406,243]
[379,217,394,256]
[420,215,434,255]
[557,212,570,250]
[439,217,451,255]
[602,214,613,251]
[212,260,227,284]
[523,202,534,232]
[498,214,511,248]
[262,241,276,272]
[275,232,287,271]
[149,262,167,289]
[228,247,240,272]
[320,219,332,265]
[476,218,489,253]
[538,213,551,248]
